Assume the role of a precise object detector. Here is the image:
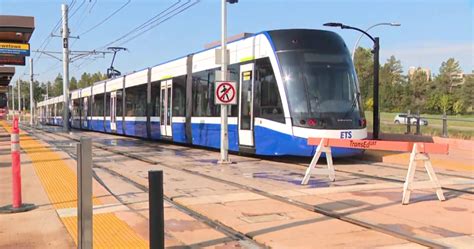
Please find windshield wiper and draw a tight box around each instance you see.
[343,92,360,118]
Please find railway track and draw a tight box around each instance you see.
[26,124,468,248]
[23,125,265,249]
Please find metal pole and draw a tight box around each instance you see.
[219,0,230,163]
[415,110,421,135]
[442,112,448,138]
[351,23,400,61]
[62,3,70,131]
[17,79,21,117]
[148,170,164,249]
[406,109,411,134]
[11,84,15,115]
[77,137,92,249]
[372,37,380,139]
[30,58,34,126]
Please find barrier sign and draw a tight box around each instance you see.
[0,42,30,56]
[215,81,237,105]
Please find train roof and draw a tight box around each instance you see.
[39,28,343,106]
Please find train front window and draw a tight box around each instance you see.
[278,51,363,129]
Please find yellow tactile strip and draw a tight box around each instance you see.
[0,121,148,248]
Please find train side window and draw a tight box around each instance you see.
[150,81,160,117]
[105,92,110,116]
[72,99,80,117]
[228,63,240,117]
[116,91,123,117]
[93,93,104,116]
[255,58,284,123]
[125,84,147,116]
[172,75,186,116]
[192,70,213,116]
[57,102,64,117]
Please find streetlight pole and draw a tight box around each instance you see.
[219,0,237,164]
[219,0,229,164]
[30,58,34,126]
[351,23,400,61]
[62,3,70,132]
[324,22,381,139]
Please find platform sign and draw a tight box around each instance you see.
[215,81,237,105]
[0,55,25,66]
[0,42,30,56]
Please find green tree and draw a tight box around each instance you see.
[78,72,91,88]
[439,94,451,113]
[435,58,462,94]
[452,100,465,114]
[70,76,78,91]
[408,69,430,111]
[460,75,474,112]
[51,73,63,97]
[354,47,373,101]
[379,55,406,111]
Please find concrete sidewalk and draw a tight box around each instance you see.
[0,126,75,248]
[1,121,257,248]
[66,127,473,248]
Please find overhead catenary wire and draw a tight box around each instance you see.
[78,0,131,37]
[71,0,188,75]
[88,0,97,13]
[117,0,200,46]
[97,0,186,49]
[68,0,87,21]
[31,0,76,78]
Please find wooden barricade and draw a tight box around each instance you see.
[301,138,449,205]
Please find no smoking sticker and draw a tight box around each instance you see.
[215,81,237,105]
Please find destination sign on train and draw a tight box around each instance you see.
[0,42,30,56]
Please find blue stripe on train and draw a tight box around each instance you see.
[254,126,361,157]
[191,123,239,151]
[79,119,362,157]
[124,120,147,138]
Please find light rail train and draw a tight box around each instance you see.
[37,29,367,157]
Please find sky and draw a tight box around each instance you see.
[1,0,473,83]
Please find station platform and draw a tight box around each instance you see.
[1,120,473,248]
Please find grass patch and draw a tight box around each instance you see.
[365,111,474,140]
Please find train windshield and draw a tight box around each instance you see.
[0,93,7,108]
[278,51,364,129]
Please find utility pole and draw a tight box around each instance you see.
[62,3,70,132]
[30,58,34,126]
[17,79,21,117]
[11,84,15,115]
[219,0,230,164]
[373,37,380,139]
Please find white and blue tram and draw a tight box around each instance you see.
[37,29,367,157]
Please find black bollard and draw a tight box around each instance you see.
[149,170,164,249]
[442,112,448,138]
[415,110,421,135]
[405,110,411,134]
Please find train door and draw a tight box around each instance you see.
[160,79,172,137]
[82,97,88,129]
[238,63,255,147]
[110,92,117,132]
